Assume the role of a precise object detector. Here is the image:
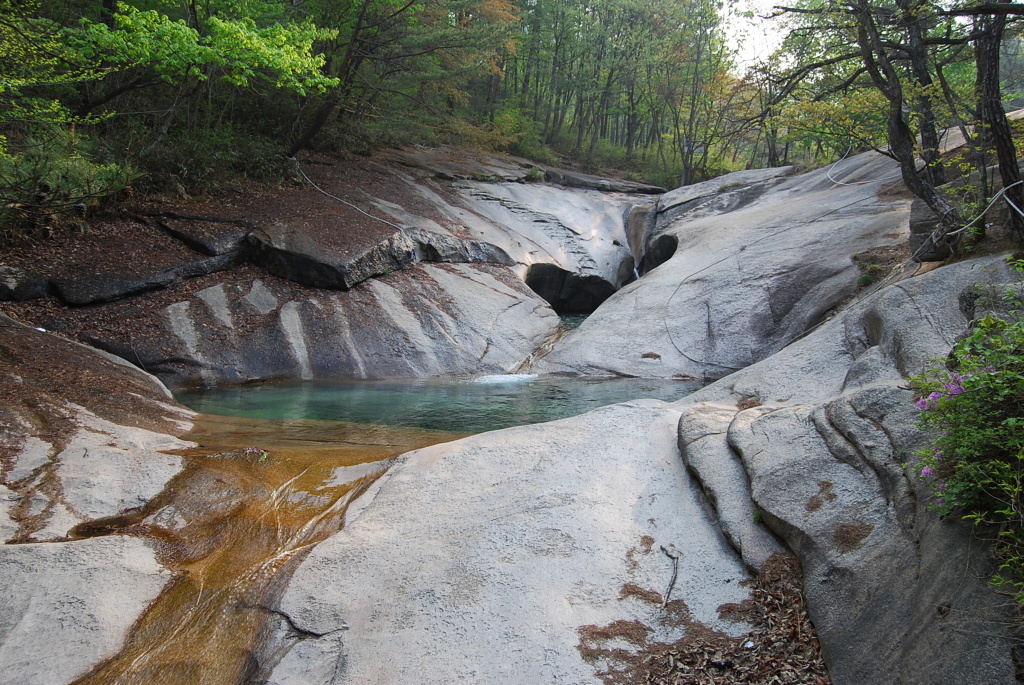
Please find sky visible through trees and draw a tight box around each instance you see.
[1,0,1023,246]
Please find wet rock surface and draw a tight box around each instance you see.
[0,315,194,684]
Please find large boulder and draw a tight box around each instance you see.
[544,166,666,194]
[51,263,559,388]
[534,151,912,380]
[675,255,1020,684]
[907,197,949,262]
[246,223,513,291]
[656,165,792,215]
[264,399,753,684]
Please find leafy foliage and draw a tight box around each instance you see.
[911,261,1024,605]
[0,129,137,243]
[72,5,338,94]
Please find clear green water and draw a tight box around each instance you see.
[176,375,701,434]
[560,313,589,330]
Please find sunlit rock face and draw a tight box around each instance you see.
[266,399,754,685]
[533,152,912,381]
[452,179,634,296]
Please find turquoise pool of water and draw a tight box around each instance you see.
[176,375,701,434]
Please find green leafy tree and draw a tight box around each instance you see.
[771,0,1024,247]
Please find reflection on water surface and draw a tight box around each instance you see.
[176,374,701,433]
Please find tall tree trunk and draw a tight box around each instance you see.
[896,0,947,188]
[853,0,962,235]
[976,4,1024,240]
[288,0,374,157]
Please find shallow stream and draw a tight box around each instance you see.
[73,374,698,683]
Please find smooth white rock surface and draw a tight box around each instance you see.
[50,409,188,530]
[270,400,752,684]
[0,536,170,685]
[535,151,911,379]
[447,182,636,285]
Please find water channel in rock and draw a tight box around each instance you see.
[72,375,699,683]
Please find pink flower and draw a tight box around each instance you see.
[921,467,933,477]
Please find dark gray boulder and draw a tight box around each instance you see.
[52,253,240,305]
[150,216,251,256]
[76,263,558,388]
[246,223,513,291]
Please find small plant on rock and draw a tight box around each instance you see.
[910,263,1024,607]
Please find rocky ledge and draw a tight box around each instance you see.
[1,149,665,388]
[0,147,1021,684]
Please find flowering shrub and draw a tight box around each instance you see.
[911,304,1024,601]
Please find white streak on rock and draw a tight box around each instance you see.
[197,283,234,329]
[164,301,214,385]
[280,301,313,381]
[364,279,437,376]
[243,280,279,315]
[332,303,367,379]
[6,436,52,483]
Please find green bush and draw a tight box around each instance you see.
[0,129,137,244]
[910,263,1024,604]
[139,125,293,194]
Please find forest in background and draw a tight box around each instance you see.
[3,0,1024,248]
